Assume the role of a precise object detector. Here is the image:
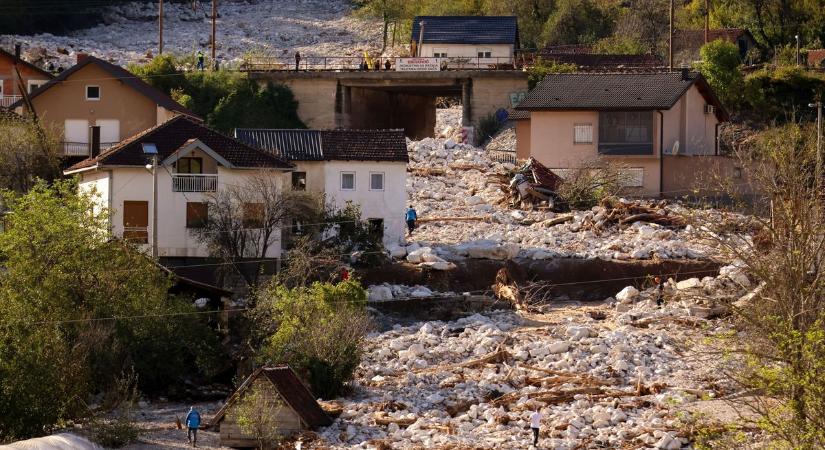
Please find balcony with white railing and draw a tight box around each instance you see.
[0,95,22,108]
[61,141,118,156]
[172,173,218,192]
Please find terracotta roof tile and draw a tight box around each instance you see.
[66,116,293,172]
[235,128,409,162]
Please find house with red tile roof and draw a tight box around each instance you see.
[64,115,293,260]
[13,54,198,158]
[0,47,53,108]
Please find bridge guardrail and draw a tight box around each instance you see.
[240,55,530,72]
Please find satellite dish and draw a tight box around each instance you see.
[671,140,680,155]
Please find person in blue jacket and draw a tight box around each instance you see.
[186,406,201,447]
[405,205,418,235]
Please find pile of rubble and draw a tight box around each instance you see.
[367,284,466,303]
[401,109,739,266]
[1,0,383,68]
[318,265,754,449]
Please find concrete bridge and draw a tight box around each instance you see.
[248,70,529,139]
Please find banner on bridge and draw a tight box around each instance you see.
[396,57,442,72]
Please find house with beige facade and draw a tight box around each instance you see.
[13,54,198,157]
[410,16,519,67]
[235,128,409,245]
[64,115,293,260]
[514,71,730,197]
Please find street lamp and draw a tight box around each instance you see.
[810,102,823,189]
[142,143,159,258]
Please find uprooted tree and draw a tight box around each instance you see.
[706,123,825,448]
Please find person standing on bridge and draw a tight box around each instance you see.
[294,51,301,71]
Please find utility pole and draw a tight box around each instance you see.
[669,0,674,70]
[795,34,800,66]
[158,0,164,54]
[151,154,159,258]
[704,0,709,44]
[211,0,217,61]
[811,101,823,190]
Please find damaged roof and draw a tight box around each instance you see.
[234,128,409,162]
[516,71,728,121]
[210,366,332,429]
[65,115,293,173]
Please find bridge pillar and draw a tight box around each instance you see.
[461,78,472,127]
[334,82,352,129]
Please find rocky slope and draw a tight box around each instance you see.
[1,0,383,69]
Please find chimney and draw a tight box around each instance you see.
[680,67,690,81]
[77,52,89,64]
[89,126,101,158]
[14,43,21,63]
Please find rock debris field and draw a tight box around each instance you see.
[1,0,383,68]
[389,108,745,270]
[318,266,757,449]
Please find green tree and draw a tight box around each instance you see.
[0,181,222,439]
[696,40,744,109]
[129,56,306,131]
[0,116,61,192]
[209,81,305,132]
[251,280,370,398]
[708,124,825,448]
[541,0,614,46]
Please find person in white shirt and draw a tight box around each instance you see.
[529,408,542,446]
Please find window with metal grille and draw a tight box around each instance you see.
[574,124,593,144]
[598,111,654,155]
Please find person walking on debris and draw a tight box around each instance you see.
[196,51,205,71]
[529,407,542,446]
[405,205,418,235]
[186,406,201,447]
[294,51,301,71]
[654,276,664,307]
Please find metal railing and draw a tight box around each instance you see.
[123,226,148,244]
[172,174,218,192]
[489,149,518,164]
[62,141,118,156]
[0,95,22,108]
[240,55,527,72]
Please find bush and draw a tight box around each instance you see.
[475,113,503,145]
[527,57,578,90]
[90,371,141,448]
[742,68,825,124]
[556,159,628,209]
[251,280,370,398]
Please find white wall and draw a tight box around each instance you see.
[419,43,513,64]
[320,161,408,245]
[79,166,285,259]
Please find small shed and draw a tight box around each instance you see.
[210,366,332,448]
